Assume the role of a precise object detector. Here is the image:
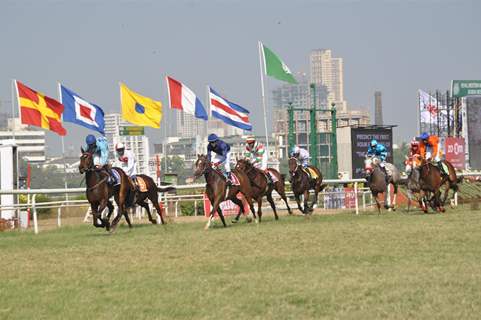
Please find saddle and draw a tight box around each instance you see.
[302,166,319,180]
[132,176,148,192]
[214,168,241,185]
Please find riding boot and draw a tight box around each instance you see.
[225,172,233,186]
[438,161,448,178]
[104,166,115,185]
[265,171,274,185]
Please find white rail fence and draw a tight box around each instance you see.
[2,172,480,234]
[1,179,372,234]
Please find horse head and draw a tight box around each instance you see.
[79,147,94,174]
[193,154,210,178]
[404,156,413,174]
[364,155,379,174]
[288,157,299,176]
[235,158,250,172]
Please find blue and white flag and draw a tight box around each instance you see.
[60,84,105,134]
[209,87,252,131]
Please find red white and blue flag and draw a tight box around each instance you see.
[60,84,105,134]
[209,87,252,131]
[166,76,208,120]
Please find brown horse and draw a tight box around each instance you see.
[288,157,325,214]
[193,154,257,229]
[439,160,461,206]
[364,156,401,213]
[234,159,292,222]
[132,174,175,225]
[414,155,446,213]
[78,149,133,232]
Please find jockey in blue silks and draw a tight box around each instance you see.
[366,139,389,180]
[207,133,232,184]
[84,134,118,185]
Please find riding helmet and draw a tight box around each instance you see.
[208,134,219,142]
[370,139,378,147]
[85,134,96,145]
[419,132,429,140]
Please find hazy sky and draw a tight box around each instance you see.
[1,0,480,155]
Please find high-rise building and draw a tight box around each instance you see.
[175,111,206,138]
[104,113,151,175]
[309,49,347,111]
[272,74,328,110]
[374,91,383,125]
[0,118,46,163]
[207,118,243,137]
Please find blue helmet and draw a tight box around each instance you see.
[208,133,219,142]
[370,139,378,147]
[85,134,96,145]
[419,132,429,140]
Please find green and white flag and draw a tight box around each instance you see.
[260,42,298,84]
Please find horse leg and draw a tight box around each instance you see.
[295,193,303,214]
[266,192,279,220]
[123,207,133,228]
[275,181,292,214]
[97,199,111,231]
[312,182,322,211]
[231,196,247,223]
[150,198,165,225]
[435,190,445,213]
[90,203,104,228]
[205,200,220,230]
[373,192,381,214]
[106,201,114,221]
[216,206,227,227]
[407,190,412,213]
[391,184,398,211]
[138,201,155,224]
[303,190,310,214]
[243,193,257,222]
[256,196,263,223]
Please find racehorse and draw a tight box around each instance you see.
[412,155,446,212]
[132,174,176,225]
[234,158,292,222]
[193,154,257,229]
[364,155,401,213]
[79,149,132,232]
[288,157,325,214]
[404,156,425,212]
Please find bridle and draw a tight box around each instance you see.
[289,157,300,176]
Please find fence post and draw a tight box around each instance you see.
[354,182,359,215]
[175,201,178,217]
[32,194,38,234]
[57,206,62,227]
[194,200,198,216]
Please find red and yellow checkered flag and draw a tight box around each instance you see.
[15,80,67,136]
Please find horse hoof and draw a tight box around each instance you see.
[150,219,157,224]
[246,217,253,223]
[231,220,238,224]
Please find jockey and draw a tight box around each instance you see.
[115,142,137,178]
[244,136,267,170]
[409,138,421,158]
[207,133,232,184]
[366,139,389,180]
[290,145,310,167]
[245,135,272,184]
[418,132,448,177]
[84,134,117,185]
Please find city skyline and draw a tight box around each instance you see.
[1,0,480,156]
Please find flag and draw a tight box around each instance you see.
[166,76,208,120]
[260,42,298,84]
[419,89,438,124]
[15,80,67,136]
[120,83,162,128]
[209,87,252,131]
[60,84,105,134]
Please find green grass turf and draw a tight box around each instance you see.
[1,209,481,319]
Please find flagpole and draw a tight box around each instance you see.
[11,79,16,140]
[258,41,270,153]
[417,90,421,136]
[57,82,69,201]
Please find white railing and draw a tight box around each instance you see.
[2,171,480,234]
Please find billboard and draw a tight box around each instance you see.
[444,137,465,169]
[466,97,481,169]
[350,127,393,179]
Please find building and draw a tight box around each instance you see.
[374,91,383,125]
[207,118,243,137]
[175,111,206,138]
[0,118,46,163]
[104,113,151,175]
[309,49,347,111]
[272,74,328,110]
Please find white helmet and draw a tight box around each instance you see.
[115,142,125,150]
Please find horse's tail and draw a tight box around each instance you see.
[157,186,176,193]
[320,183,328,191]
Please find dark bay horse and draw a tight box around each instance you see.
[234,159,292,222]
[404,156,424,212]
[288,157,325,214]
[364,156,401,213]
[132,174,175,225]
[193,154,257,229]
[79,149,132,232]
[414,155,446,212]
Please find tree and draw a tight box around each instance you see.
[393,142,409,172]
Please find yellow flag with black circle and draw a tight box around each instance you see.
[120,82,162,128]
